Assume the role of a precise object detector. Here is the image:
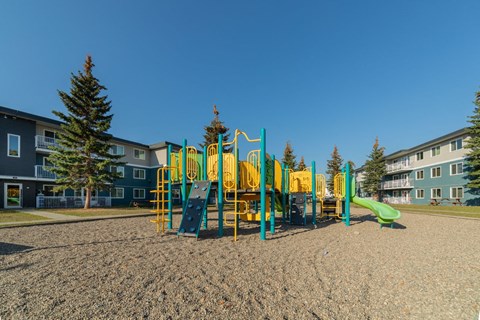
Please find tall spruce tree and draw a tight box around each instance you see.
[298,156,307,171]
[199,105,232,152]
[326,145,343,194]
[48,55,123,209]
[465,89,480,190]
[282,141,297,170]
[363,137,386,199]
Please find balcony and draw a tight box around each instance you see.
[381,178,414,190]
[35,135,59,152]
[383,196,411,204]
[35,165,57,180]
[386,161,412,173]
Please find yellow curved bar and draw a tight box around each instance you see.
[274,160,282,191]
[289,170,312,193]
[334,173,346,199]
[223,153,236,189]
[316,174,326,198]
[207,144,218,180]
[186,146,198,181]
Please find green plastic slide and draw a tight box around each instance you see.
[351,196,401,225]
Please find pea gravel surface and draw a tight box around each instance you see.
[1,208,479,319]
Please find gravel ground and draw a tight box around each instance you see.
[1,208,479,319]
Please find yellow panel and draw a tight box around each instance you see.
[289,170,312,193]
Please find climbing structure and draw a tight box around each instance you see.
[150,166,175,233]
[177,180,212,238]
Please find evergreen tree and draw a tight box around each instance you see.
[326,145,343,194]
[363,137,387,199]
[465,89,480,190]
[199,105,232,152]
[48,55,123,209]
[297,156,307,171]
[282,141,297,170]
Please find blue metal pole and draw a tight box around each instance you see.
[281,163,286,223]
[260,128,266,240]
[270,154,275,234]
[203,145,208,230]
[218,134,224,237]
[312,161,316,225]
[167,144,173,230]
[182,139,187,216]
[345,162,351,226]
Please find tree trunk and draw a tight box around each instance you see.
[84,187,91,209]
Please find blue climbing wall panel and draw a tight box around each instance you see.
[177,180,212,238]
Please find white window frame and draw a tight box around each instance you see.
[431,188,442,199]
[44,129,57,139]
[431,146,440,157]
[109,144,125,156]
[7,134,21,157]
[111,166,125,178]
[450,187,464,199]
[450,138,463,152]
[133,168,146,180]
[416,189,425,199]
[111,187,124,199]
[416,152,424,161]
[415,170,424,180]
[431,167,441,178]
[133,148,146,160]
[133,188,146,199]
[450,162,463,176]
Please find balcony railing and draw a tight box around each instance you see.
[386,161,412,173]
[36,196,112,208]
[35,165,57,179]
[35,135,59,150]
[381,178,413,190]
[383,196,411,204]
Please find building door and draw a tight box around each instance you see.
[4,183,23,208]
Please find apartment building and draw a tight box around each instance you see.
[0,106,181,209]
[355,128,477,206]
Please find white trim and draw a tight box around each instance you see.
[111,187,124,199]
[42,184,64,197]
[133,148,146,160]
[415,170,424,180]
[111,165,125,178]
[449,138,463,152]
[7,134,21,157]
[415,152,424,161]
[431,188,442,199]
[43,129,57,139]
[450,162,464,176]
[133,168,146,180]
[0,174,55,181]
[415,189,425,199]
[430,145,440,157]
[4,183,23,208]
[450,186,464,199]
[431,166,441,178]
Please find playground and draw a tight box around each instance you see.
[1,207,479,319]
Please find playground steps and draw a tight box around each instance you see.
[239,193,271,222]
[290,192,306,225]
[177,180,212,238]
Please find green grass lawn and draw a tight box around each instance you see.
[388,204,480,219]
[0,210,50,223]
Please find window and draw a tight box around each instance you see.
[133,188,145,199]
[450,187,464,199]
[431,188,442,199]
[431,146,440,157]
[133,168,146,179]
[43,156,54,167]
[431,167,441,178]
[111,188,124,199]
[7,134,20,157]
[416,152,424,161]
[416,189,425,199]
[450,138,463,152]
[415,170,424,180]
[134,148,146,160]
[42,185,64,197]
[111,166,125,178]
[109,144,125,156]
[450,162,463,175]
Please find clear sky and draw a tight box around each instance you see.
[1,1,479,173]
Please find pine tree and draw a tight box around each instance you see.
[326,145,343,194]
[282,141,297,170]
[199,105,232,152]
[465,89,480,190]
[48,55,123,209]
[297,156,307,171]
[363,137,386,199]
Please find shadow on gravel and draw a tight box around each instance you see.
[0,242,34,255]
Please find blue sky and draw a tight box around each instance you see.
[1,1,479,173]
